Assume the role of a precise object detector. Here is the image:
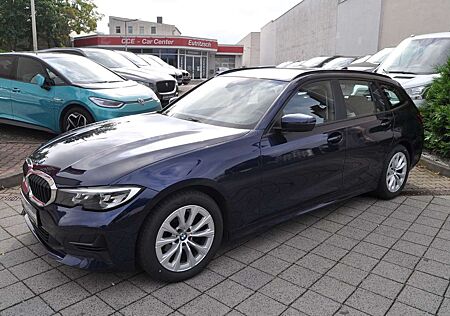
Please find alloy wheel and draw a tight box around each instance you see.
[155,205,215,272]
[386,152,407,193]
[65,112,88,131]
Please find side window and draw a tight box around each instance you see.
[339,80,385,118]
[380,85,403,108]
[16,57,46,83]
[46,69,64,85]
[0,56,14,79]
[283,81,335,125]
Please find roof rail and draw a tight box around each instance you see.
[215,66,276,77]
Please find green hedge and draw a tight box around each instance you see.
[420,58,450,158]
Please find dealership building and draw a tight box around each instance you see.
[73,16,243,79]
[255,0,450,65]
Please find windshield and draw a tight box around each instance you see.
[117,51,149,67]
[381,38,450,74]
[44,55,124,84]
[302,57,331,68]
[367,48,393,64]
[148,55,169,67]
[84,49,138,69]
[139,54,161,67]
[163,76,287,129]
[322,57,355,69]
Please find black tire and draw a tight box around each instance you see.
[375,145,410,199]
[61,106,94,132]
[137,190,223,282]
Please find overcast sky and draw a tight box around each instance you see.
[93,0,301,43]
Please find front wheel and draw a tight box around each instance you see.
[375,145,410,199]
[137,191,223,282]
[61,106,94,132]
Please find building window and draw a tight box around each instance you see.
[115,26,121,34]
[151,26,156,34]
[139,26,144,35]
[128,25,133,34]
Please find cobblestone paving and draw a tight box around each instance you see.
[1,183,450,315]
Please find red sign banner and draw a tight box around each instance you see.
[74,36,219,50]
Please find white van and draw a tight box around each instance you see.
[376,32,450,106]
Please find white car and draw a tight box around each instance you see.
[139,54,189,85]
[376,32,450,106]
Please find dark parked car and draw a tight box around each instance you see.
[42,48,177,104]
[21,68,423,282]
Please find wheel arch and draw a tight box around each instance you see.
[395,139,413,164]
[140,179,231,239]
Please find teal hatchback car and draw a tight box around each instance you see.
[0,53,161,133]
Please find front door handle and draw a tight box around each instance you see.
[327,132,343,144]
[12,87,20,93]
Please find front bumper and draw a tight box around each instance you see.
[21,187,158,271]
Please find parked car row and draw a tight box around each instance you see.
[277,32,450,107]
[0,48,192,133]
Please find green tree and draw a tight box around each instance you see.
[0,0,102,51]
[420,57,450,158]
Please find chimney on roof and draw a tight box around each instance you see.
[157,16,163,24]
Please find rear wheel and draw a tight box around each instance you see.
[375,145,410,199]
[137,191,223,282]
[61,106,94,132]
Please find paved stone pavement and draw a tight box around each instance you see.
[1,183,450,315]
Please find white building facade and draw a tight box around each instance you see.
[108,16,181,36]
[259,0,450,65]
[237,32,261,67]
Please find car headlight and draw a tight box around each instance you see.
[405,85,427,100]
[56,186,142,211]
[89,97,124,108]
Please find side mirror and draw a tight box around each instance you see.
[281,113,316,132]
[31,74,46,88]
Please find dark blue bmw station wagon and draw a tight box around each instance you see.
[21,68,423,281]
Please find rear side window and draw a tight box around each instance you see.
[0,56,14,79]
[283,81,335,125]
[338,80,386,118]
[380,85,404,108]
[16,57,46,83]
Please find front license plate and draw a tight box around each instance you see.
[162,95,174,100]
[21,193,37,225]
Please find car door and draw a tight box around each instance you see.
[337,79,394,193]
[0,55,15,120]
[10,56,55,129]
[259,80,346,218]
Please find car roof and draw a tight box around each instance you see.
[0,51,86,60]
[220,67,394,83]
[410,32,450,39]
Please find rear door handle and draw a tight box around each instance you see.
[327,132,343,144]
[12,87,20,93]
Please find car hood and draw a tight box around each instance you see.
[30,114,247,186]
[86,82,158,102]
[141,65,177,76]
[113,67,175,83]
[384,73,439,89]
